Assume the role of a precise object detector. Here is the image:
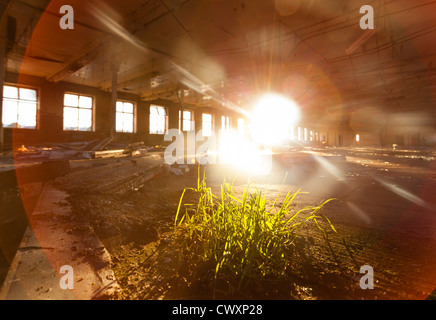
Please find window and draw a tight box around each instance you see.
[179,110,194,132]
[63,93,93,131]
[237,118,245,136]
[2,85,37,129]
[150,105,167,135]
[116,101,135,133]
[202,113,213,137]
[221,116,230,135]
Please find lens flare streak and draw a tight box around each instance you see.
[373,177,429,209]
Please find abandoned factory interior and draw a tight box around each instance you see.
[0,0,435,301]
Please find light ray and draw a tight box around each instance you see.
[373,177,429,209]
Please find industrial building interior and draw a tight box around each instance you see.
[0,0,435,301]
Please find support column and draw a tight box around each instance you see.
[110,62,119,139]
[180,86,184,132]
[0,2,14,152]
[0,17,7,152]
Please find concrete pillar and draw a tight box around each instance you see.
[0,16,7,152]
[180,87,184,132]
[110,63,119,139]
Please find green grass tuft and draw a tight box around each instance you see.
[173,168,338,291]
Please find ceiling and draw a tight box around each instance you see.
[4,0,436,127]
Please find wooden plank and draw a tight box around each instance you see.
[93,149,126,159]
[91,137,114,151]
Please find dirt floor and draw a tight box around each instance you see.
[0,179,42,288]
[0,185,27,287]
[64,147,436,300]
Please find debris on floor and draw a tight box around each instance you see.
[12,139,167,162]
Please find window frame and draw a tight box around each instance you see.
[2,84,39,130]
[179,109,194,132]
[221,115,230,135]
[116,99,136,134]
[202,113,213,137]
[63,92,95,132]
[149,104,168,135]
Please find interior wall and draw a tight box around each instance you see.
[5,72,432,150]
[4,73,141,148]
[2,73,244,149]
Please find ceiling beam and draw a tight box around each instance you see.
[104,70,159,91]
[99,57,169,91]
[47,36,111,83]
[141,83,180,101]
